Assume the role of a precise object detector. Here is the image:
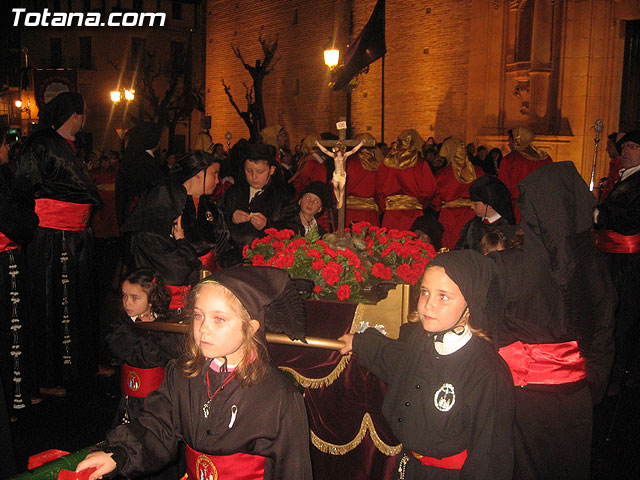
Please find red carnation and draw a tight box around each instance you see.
[312,259,325,271]
[313,285,322,294]
[277,229,295,241]
[355,270,363,282]
[251,254,267,266]
[264,228,279,236]
[372,262,392,280]
[242,244,250,258]
[274,254,295,269]
[396,263,418,284]
[336,284,351,301]
[351,222,371,235]
[272,240,285,251]
[307,249,322,259]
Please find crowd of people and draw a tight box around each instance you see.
[1,89,639,479]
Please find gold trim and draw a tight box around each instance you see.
[346,196,379,211]
[384,194,422,211]
[310,412,402,456]
[442,198,472,208]
[279,354,351,388]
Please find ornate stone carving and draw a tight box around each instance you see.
[513,81,530,115]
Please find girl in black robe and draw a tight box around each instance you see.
[77,266,312,480]
[340,250,515,479]
[107,268,182,426]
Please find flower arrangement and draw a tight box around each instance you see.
[242,222,436,302]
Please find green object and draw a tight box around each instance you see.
[10,445,100,480]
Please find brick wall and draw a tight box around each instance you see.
[351,0,472,145]
[205,0,473,147]
[206,0,351,146]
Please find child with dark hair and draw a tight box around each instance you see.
[220,143,298,259]
[455,175,515,252]
[106,268,180,426]
[77,266,311,480]
[479,224,524,255]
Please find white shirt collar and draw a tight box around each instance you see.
[434,325,473,355]
[249,186,263,202]
[619,164,640,183]
[483,212,502,224]
[145,149,155,157]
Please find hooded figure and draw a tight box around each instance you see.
[345,132,382,226]
[14,91,103,390]
[115,122,165,229]
[488,161,615,478]
[375,129,436,230]
[121,179,201,298]
[432,138,484,249]
[455,175,515,251]
[172,151,236,270]
[498,126,553,221]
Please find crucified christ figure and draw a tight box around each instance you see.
[315,140,364,209]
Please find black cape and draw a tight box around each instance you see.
[13,128,102,385]
[122,179,202,286]
[103,360,312,479]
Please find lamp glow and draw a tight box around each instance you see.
[324,49,340,68]
[15,100,23,108]
[110,91,121,102]
[124,89,135,101]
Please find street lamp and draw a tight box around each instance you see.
[324,48,340,69]
[110,89,135,103]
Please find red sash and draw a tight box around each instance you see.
[35,198,91,231]
[185,444,266,480]
[595,230,640,254]
[498,340,586,387]
[0,233,18,252]
[410,449,467,469]
[166,284,191,310]
[121,364,165,398]
[199,249,217,272]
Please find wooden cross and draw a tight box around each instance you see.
[316,119,375,234]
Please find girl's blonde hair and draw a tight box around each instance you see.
[180,281,270,385]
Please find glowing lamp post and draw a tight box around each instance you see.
[323,48,340,69]
[110,89,135,103]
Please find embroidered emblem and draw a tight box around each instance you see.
[127,371,141,392]
[434,383,456,412]
[196,454,219,480]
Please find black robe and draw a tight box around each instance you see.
[594,170,640,385]
[489,162,615,479]
[122,180,202,288]
[13,128,102,386]
[219,179,298,258]
[115,150,166,228]
[0,170,39,408]
[353,326,515,480]
[103,359,312,479]
[181,194,238,269]
[106,311,183,425]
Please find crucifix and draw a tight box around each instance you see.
[315,119,375,234]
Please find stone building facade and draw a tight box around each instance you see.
[206,0,640,181]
